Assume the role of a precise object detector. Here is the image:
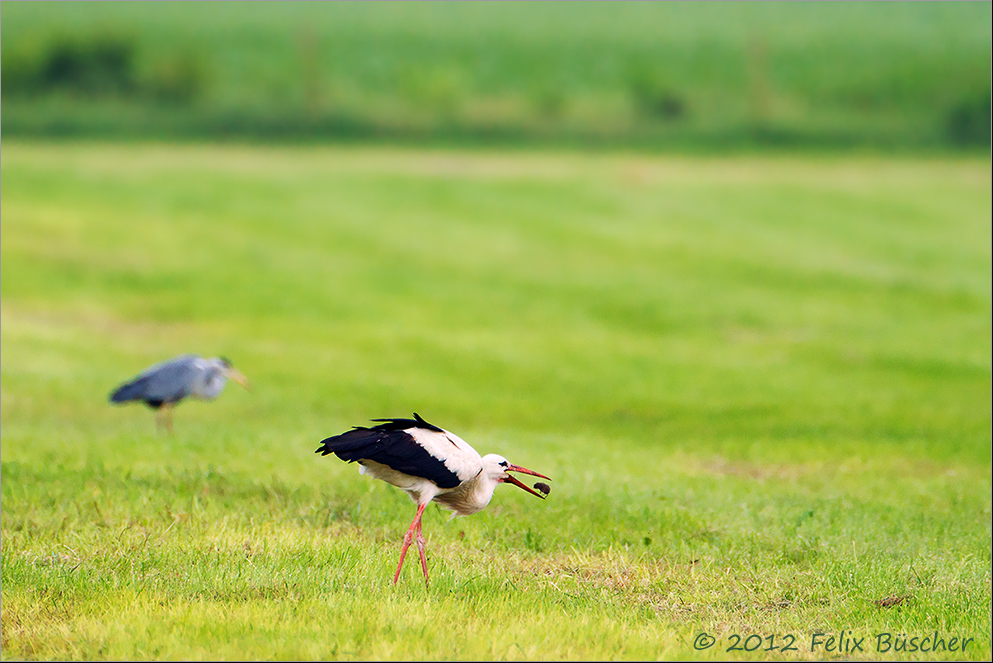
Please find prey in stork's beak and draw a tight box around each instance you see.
[227,368,252,392]
[501,463,552,499]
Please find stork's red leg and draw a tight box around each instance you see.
[414,517,429,584]
[393,502,427,584]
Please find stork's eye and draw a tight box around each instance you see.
[499,461,508,467]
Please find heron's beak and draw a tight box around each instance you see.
[502,463,551,499]
[228,369,252,392]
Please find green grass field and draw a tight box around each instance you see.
[2,2,990,147]
[1,142,990,660]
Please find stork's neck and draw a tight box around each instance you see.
[469,473,500,513]
[434,471,500,516]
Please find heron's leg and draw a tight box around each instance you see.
[393,502,427,585]
[158,402,175,434]
[414,517,429,584]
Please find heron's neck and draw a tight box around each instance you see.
[194,369,227,399]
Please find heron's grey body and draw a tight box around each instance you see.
[109,354,249,431]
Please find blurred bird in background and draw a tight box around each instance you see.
[109,354,250,432]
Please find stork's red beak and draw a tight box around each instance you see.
[502,463,551,499]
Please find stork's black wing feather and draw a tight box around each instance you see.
[316,414,460,489]
[367,413,444,433]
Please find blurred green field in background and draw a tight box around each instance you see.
[1,143,990,659]
[2,2,991,148]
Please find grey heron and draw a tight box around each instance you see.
[109,354,250,432]
[316,413,551,585]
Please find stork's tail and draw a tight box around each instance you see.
[314,430,361,457]
[315,427,390,460]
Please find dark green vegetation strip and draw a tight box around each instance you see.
[2,2,991,149]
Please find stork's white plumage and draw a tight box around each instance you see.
[316,413,551,584]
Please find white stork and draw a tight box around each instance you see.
[315,413,551,585]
